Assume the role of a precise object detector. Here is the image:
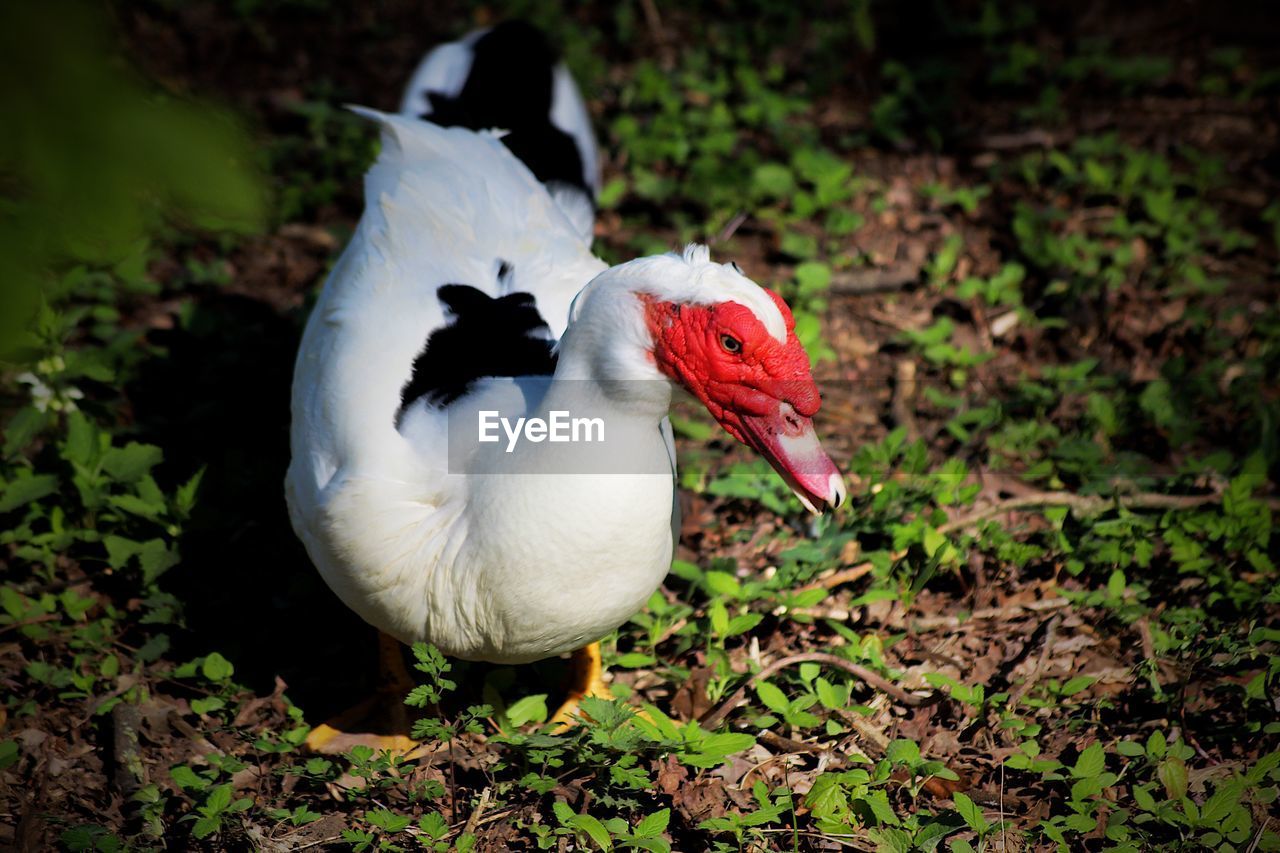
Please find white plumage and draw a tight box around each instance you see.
[287,113,686,662]
[287,48,843,672]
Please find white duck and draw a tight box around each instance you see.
[287,26,845,752]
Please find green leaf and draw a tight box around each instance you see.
[1060,675,1095,696]
[170,765,206,791]
[175,468,204,517]
[138,539,179,583]
[703,571,740,598]
[201,652,234,682]
[794,261,831,296]
[815,677,848,710]
[419,811,448,839]
[633,808,670,837]
[102,535,143,570]
[885,739,921,765]
[755,681,790,714]
[191,816,221,839]
[190,697,225,715]
[1115,740,1145,758]
[696,732,755,759]
[505,694,548,727]
[62,412,97,467]
[108,493,164,520]
[204,784,232,814]
[951,792,987,834]
[365,808,411,833]
[3,406,49,457]
[751,163,794,200]
[568,813,613,850]
[1072,742,1106,778]
[1158,756,1188,799]
[1132,784,1158,811]
[0,740,19,770]
[0,472,58,513]
[1146,730,1166,759]
[804,774,847,819]
[922,527,946,558]
[100,442,163,484]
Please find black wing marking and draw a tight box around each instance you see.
[397,266,557,420]
[421,20,591,197]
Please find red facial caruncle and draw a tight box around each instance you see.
[642,288,846,514]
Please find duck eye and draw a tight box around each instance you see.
[720,334,742,354]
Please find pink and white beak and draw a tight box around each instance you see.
[739,402,846,514]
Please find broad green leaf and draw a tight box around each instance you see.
[703,571,740,598]
[205,783,232,814]
[0,472,58,513]
[201,652,234,682]
[634,808,670,837]
[951,792,986,833]
[505,694,548,727]
[1158,756,1188,799]
[567,813,613,850]
[191,816,221,839]
[885,739,920,766]
[697,732,755,759]
[1072,742,1106,778]
[190,697,225,715]
[100,442,162,484]
[170,765,206,790]
[0,740,19,770]
[755,681,790,714]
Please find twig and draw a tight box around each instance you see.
[1246,817,1271,853]
[891,359,921,442]
[290,835,346,852]
[1008,613,1063,704]
[910,598,1070,632]
[638,0,674,66]
[934,490,1280,536]
[713,211,748,244]
[829,264,921,295]
[800,554,901,592]
[758,730,827,755]
[111,703,146,801]
[461,786,491,837]
[0,613,60,635]
[699,652,932,730]
[964,128,1070,151]
[999,761,1007,853]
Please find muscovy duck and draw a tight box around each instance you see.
[287,26,845,752]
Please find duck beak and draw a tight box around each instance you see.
[738,402,846,514]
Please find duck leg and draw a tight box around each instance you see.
[549,642,613,730]
[304,632,421,755]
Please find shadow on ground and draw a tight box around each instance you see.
[126,290,572,723]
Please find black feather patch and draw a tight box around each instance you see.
[397,273,557,420]
[421,20,590,197]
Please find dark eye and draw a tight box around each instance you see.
[720,334,742,354]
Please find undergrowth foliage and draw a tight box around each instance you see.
[2,0,1279,851]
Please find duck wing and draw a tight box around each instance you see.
[285,111,605,638]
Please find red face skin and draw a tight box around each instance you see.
[642,290,846,513]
